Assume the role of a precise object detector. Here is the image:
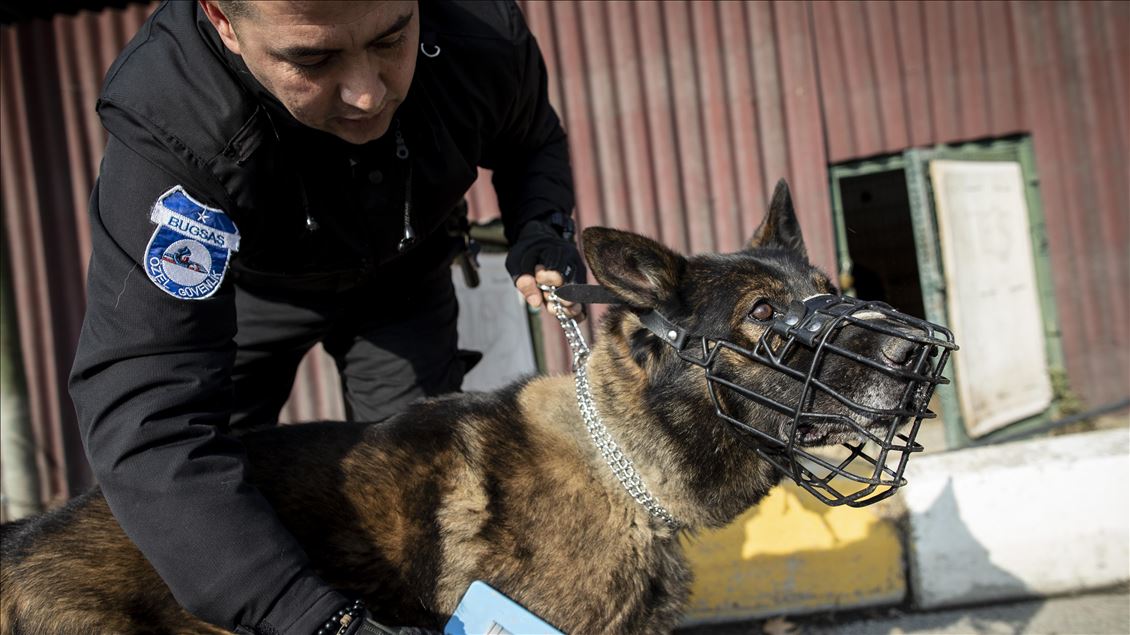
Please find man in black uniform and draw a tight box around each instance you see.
[69,1,583,633]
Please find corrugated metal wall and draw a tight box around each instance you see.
[1,4,155,505]
[802,0,1129,409]
[1,1,1126,508]
[498,0,839,373]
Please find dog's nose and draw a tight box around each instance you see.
[881,336,917,366]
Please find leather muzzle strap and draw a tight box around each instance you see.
[554,284,690,351]
[553,283,625,305]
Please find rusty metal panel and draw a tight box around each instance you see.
[892,1,935,147]
[2,22,95,504]
[1006,0,1129,407]
[925,2,963,144]
[775,1,837,273]
[813,0,1014,159]
[864,1,911,153]
[811,1,851,161]
[808,0,1127,406]
[278,346,345,424]
[981,1,1024,134]
[502,1,838,370]
[717,2,768,242]
[1,4,168,504]
[952,1,992,140]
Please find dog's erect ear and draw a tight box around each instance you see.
[582,227,686,309]
[748,178,807,259]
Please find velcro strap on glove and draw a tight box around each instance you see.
[504,219,586,283]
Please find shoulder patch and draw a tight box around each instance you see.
[144,186,240,300]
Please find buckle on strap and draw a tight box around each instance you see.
[770,294,850,347]
[638,310,688,350]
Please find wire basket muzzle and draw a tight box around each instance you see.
[683,295,957,507]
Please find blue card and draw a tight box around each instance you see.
[444,581,564,635]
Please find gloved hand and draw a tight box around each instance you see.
[506,219,586,320]
[505,219,586,284]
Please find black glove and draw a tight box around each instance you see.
[504,218,586,284]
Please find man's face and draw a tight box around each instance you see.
[205,1,419,145]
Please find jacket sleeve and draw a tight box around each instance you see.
[487,2,576,245]
[69,135,346,634]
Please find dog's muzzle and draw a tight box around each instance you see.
[555,285,957,508]
[669,294,956,507]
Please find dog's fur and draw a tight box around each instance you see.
[1,181,918,634]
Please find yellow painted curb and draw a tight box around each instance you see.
[682,482,905,623]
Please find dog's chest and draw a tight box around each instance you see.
[517,532,692,634]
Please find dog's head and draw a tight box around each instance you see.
[581,180,955,508]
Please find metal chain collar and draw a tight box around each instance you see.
[540,285,681,530]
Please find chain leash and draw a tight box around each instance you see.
[540,285,681,530]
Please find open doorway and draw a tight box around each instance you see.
[838,169,925,319]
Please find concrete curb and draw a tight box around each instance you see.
[904,426,1130,609]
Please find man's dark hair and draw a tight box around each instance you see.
[215,0,255,24]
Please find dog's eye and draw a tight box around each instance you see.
[749,299,775,322]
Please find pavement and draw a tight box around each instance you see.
[675,586,1130,634]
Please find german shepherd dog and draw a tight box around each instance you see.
[1,181,952,634]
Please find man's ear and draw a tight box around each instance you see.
[582,227,686,309]
[748,178,807,259]
[199,1,242,55]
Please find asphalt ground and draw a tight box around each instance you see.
[675,586,1129,635]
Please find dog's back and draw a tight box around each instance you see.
[1,490,221,634]
[0,379,690,634]
[239,380,692,632]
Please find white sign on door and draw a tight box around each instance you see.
[930,160,1052,437]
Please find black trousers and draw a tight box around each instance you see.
[227,271,465,430]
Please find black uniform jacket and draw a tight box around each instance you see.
[68,1,573,632]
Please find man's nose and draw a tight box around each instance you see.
[339,63,386,113]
